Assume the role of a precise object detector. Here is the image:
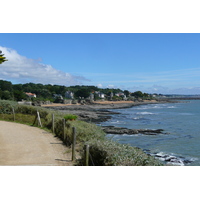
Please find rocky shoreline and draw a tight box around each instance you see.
[43,99,178,124]
[43,99,180,136]
[143,150,195,166]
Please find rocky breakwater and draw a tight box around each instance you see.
[101,126,169,135]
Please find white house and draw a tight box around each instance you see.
[65,91,74,99]
[95,91,105,99]
[98,92,105,98]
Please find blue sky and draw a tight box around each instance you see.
[1,33,200,94]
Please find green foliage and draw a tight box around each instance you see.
[0,79,135,102]
[124,90,130,97]
[112,95,123,101]
[0,100,18,114]
[131,91,150,99]
[64,114,78,121]
[13,90,27,101]
[78,139,162,166]
[74,88,90,99]
[131,91,143,98]
[70,120,106,143]
[0,51,8,64]
[0,80,13,92]
[1,90,13,100]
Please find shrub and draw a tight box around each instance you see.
[0,100,18,114]
[54,120,106,146]
[64,114,78,121]
[77,138,163,166]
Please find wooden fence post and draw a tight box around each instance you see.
[37,110,42,127]
[63,119,66,143]
[85,144,89,166]
[52,113,55,133]
[72,127,76,161]
[12,107,15,121]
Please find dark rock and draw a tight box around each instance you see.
[101,126,168,135]
[150,151,195,166]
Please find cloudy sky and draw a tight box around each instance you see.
[1,33,200,94]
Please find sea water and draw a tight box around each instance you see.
[100,100,200,166]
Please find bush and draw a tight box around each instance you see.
[0,100,18,114]
[64,114,78,121]
[77,138,163,166]
[69,120,105,143]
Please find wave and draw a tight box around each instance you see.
[134,104,177,110]
[146,151,198,166]
[109,120,126,124]
[132,117,147,120]
[136,112,156,115]
[167,106,176,108]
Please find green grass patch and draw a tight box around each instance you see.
[64,114,78,121]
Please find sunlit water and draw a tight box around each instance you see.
[100,100,200,165]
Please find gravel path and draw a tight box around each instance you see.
[0,121,73,166]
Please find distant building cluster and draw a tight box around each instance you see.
[24,89,128,102]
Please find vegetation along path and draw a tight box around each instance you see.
[0,121,73,166]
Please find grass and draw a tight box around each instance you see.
[64,114,78,121]
[0,100,163,166]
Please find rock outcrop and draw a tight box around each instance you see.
[101,126,169,135]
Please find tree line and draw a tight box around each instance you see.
[0,80,152,102]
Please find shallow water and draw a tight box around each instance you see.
[100,100,200,165]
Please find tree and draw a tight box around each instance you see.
[74,89,90,99]
[131,91,143,98]
[0,80,13,92]
[124,90,130,97]
[0,50,8,64]
[1,90,12,100]
[13,90,27,101]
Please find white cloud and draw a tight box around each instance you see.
[97,83,103,88]
[107,84,115,88]
[0,46,89,85]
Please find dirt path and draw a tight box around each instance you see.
[0,121,73,166]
